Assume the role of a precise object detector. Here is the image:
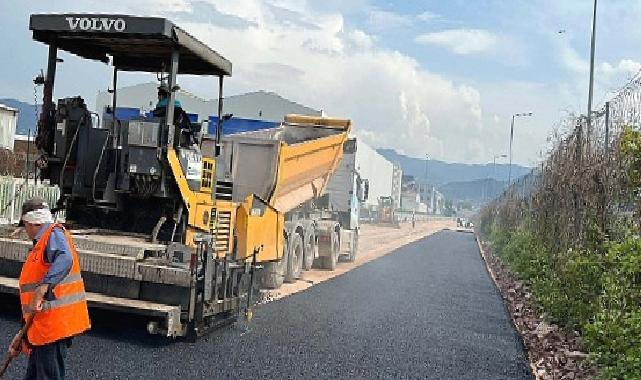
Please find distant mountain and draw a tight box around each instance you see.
[439,178,508,204]
[377,148,530,185]
[0,98,40,135]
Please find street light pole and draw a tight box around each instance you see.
[508,115,515,184]
[424,154,429,212]
[492,154,507,199]
[508,112,533,184]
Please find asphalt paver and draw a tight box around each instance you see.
[0,230,532,379]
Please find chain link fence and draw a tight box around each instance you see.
[481,72,641,253]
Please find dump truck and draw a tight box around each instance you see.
[0,13,353,338]
[323,138,368,262]
[202,116,358,289]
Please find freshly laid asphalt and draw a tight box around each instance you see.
[0,230,532,379]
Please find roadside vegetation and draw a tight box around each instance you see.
[484,225,641,379]
[480,91,641,380]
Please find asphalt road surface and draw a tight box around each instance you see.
[0,230,532,379]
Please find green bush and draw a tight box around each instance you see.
[490,228,602,329]
[488,225,511,255]
[478,125,641,379]
[546,249,602,328]
[584,238,641,379]
[487,225,641,379]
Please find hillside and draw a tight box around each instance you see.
[438,178,508,204]
[377,148,529,184]
[0,98,39,135]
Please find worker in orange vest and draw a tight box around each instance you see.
[7,197,91,380]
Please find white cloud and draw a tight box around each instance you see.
[367,8,412,30]
[416,29,497,55]
[600,59,641,77]
[267,0,307,13]
[345,29,376,49]
[169,2,484,162]
[4,0,489,163]
[558,44,589,74]
[416,11,441,22]
[477,80,557,167]
[556,39,641,106]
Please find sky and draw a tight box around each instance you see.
[1,0,641,166]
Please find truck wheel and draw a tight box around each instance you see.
[346,231,359,262]
[260,243,288,289]
[302,230,316,271]
[285,234,303,283]
[321,230,339,270]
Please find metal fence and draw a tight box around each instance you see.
[482,71,641,253]
[0,176,63,224]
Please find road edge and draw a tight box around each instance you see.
[474,233,537,379]
[474,232,595,380]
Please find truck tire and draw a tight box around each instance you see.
[321,230,339,270]
[302,229,316,271]
[346,231,358,262]
[285,233,303,283]
[260,242,288,289]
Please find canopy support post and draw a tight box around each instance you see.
[166,49,180,148]
[216,75,224,156]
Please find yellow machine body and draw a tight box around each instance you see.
[167,115,352,263]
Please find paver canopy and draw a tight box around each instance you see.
[30,14,232,76]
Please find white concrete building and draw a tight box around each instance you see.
[355,141,394,208]
[401,192,421,212]
[0,104,18,150]
[96,82,321,123]
[391,163,402,210]
[430,188,445,215]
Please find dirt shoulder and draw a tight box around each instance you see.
[262,219,455,302]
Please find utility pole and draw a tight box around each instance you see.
[575,0,597,245]
[26,129,31,190]
[604,101,610,156]
[508,112,533,184]
[587,0,598,129]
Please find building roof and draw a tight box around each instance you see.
[224,90,320,113]
[30,14,232,76]
[0,104,19,113]
[14,134,35,141]
[95,83,322,122]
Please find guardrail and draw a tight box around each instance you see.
[0,176,63,224]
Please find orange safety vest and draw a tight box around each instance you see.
[19,224,91,346]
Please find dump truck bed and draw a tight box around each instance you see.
[208,115,351,213]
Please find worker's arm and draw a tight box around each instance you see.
[8,285,45,358]
[42,227,73,288]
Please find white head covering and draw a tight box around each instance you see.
[21,208,54,225]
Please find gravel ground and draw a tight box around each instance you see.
[0,230,532,379]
